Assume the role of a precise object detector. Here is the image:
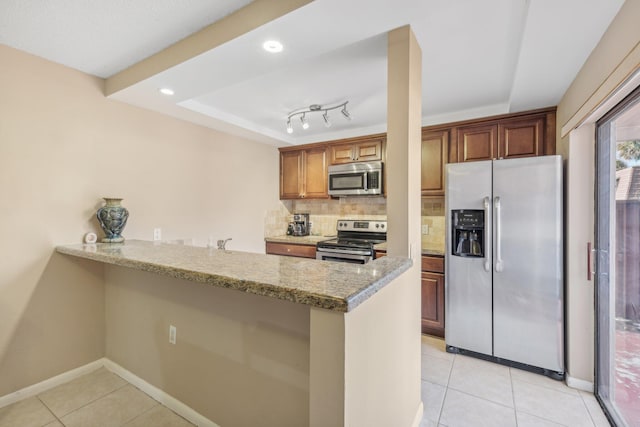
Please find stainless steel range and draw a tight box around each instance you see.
[316,219,387,264]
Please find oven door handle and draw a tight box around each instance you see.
[316,247,372,256]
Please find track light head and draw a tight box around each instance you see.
[286,119,293,134]
[300,114,309,130]
[341,106,351,120]
[323,112,331,128]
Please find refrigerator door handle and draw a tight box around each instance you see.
[495,196,504,272]
[483,196,491,272]
[587,242,594,280]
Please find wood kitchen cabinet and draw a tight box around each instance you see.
[328,134,384,164]
[456,123,498,163]
[446,107,556,163]
[421,130,448,196]
[456,116,545,162]
[421,255,445,337]
[265,242,316,259]
[279,145,328,200]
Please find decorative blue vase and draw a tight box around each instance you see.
[97,198,129,243]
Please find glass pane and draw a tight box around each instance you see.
[612,102,640,424]
[596,91,640,427]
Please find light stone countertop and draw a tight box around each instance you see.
[56,240,412,312]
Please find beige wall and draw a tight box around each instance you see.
[0,44,279,396]
[309,267,422,427]
[557,0,640,384]
[564,125,596,384]
[105,266,309,426]
[343,267,422,426]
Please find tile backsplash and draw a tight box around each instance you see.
[265,196,446,252]
[264,197,386,237]
[421,197,445,251]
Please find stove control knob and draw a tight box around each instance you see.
[375,224,380,228]
[381,224,385,229]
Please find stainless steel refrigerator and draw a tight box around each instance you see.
[445,155,564,378]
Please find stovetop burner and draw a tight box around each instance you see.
[316,219,387,251]
[318,237,384,249]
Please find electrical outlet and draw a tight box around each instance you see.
[421,224,429,235]
[169,325,176,344]
[153,228,162,241]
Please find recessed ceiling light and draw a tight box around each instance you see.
[263,40,283,53]
[159,88,174,96]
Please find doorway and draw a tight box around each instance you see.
[595,85,640,427]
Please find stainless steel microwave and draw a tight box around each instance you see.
[328,161,383,196]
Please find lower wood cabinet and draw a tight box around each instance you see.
[265,242,316,259]
[421,255,445,337]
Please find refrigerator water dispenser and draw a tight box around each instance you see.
[451,210,484,257]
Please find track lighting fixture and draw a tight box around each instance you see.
[285,101,350,133]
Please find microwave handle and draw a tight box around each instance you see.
[363,172,368,191]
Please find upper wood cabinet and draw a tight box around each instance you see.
[456,124,498,163]
[456,117,545,162]
[441,107,556,164]
[421,130,449,196]
[498,116,545,159]
[279,145,328,200]
[329,135,384,164]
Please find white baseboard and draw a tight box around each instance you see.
[566,375,594,392]
[0,358,218,427]
[0,359,105,409]
[102,359,219,427]
[411,402,424,427]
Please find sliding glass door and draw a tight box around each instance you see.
[595,86,640,427]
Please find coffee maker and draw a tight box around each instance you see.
[287,213,310,236]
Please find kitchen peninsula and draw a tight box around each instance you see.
[56,240,422,426]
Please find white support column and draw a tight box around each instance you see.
[386,25,422,264]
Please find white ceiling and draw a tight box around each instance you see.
[0,0,626,147]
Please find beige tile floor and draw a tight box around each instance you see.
[0,368,194,427]
[420,335,612,427]
[0,339,614,426]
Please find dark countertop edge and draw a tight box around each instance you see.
[55,244,411,313]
